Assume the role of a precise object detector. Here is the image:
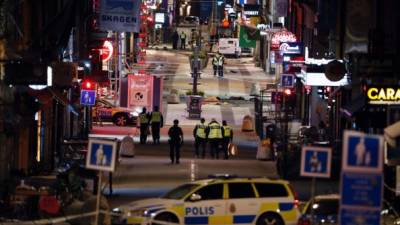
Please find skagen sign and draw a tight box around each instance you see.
[367,87,400,104]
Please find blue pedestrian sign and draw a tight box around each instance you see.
[342,130,384,173]
[80,90,96,106]
[340,208,381,225]
[280,74,295,88]
[86,139,117,172]
[341,172,383,207]
[300,146,332,178]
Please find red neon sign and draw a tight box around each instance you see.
[100,40,113,62]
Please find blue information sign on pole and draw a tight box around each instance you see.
[80,90,96,106]
[342,130,383,173]
[341,172,382,207]
[280,74,295,88]
[86,139,117,172]
[300,146,331,178]
[340,208,381,225]
[340,130,384,225]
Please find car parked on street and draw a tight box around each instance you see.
[92,99,138,126]
[112,175,300,225]
[297,194,339,225]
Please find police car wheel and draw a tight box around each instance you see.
[152,212,179,225]
[256,213,284,225]
[114,114,128,126]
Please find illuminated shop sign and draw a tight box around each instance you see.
[279,42,303,55]
[367,87,400,104]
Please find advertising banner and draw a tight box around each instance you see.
[239,26,257,48]
[128,75,154,110]
[99,0,141,32]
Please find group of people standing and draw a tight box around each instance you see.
[193,118,233,160]
[172,31,188,50]
[138,106,164,145]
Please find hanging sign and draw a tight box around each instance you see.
[99,0,141,32]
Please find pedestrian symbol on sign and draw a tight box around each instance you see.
[355,137,371,166]
[310,152,322,172]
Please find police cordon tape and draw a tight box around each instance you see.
[0,210,110,225]
[0,210,182,225]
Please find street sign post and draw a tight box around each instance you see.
[280,74,295,88]
[342,130,384,173]
[80,90,96,106]
[340,130,384,225]
[86,138,117,225]
[300,146,332,178]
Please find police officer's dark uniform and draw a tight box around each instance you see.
[193,118,207,158]
[150,106,164,145]
[168,119,184,164]
[206,119,223,159]
[222,120,233,159]
[139,108,150,144]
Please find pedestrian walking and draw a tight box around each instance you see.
[206,118,223,159]
[222,120,233,159]
[180,31,187,49]
[168,119,184,164]
[139,107,150,144]
[150,106,164,144]
[172,30,179,50]
[193,118,207,158]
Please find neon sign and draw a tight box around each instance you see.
[367,87,400,104]
[101,40,113,62]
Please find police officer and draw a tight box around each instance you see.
[193,118,207,158]
[206,118,223,159]
[180,31,187,49]
[168,119,184,164]
[217,53,225,77]
[139,107,150,144]
[222,120,233,159]
[212,53,220,76]
[150,106,164,145]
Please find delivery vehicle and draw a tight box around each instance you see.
[113,175,300,225]
[93,99,138,126]
[218,38,241,57]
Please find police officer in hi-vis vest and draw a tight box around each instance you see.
[222,120,233,159]
[139,107,150,144]
[193,118,207,158]
[206,118,223,159]
[150,106,164,145]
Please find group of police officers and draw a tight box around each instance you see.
[138,106,164,145]
[138,106,234,161]
[193,118,233,159]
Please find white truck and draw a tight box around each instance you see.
[218,38,241,57]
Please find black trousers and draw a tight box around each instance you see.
[213,65,217,75]
[209,139,221,159]
[217,65,224,77]
[151,122,161,144]
[140,124,149,144]
[194,137,207,158]
[221,137,230,159]
[169,141,181,163]
[180,39,186,49]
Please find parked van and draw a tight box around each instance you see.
[218,38,241,57]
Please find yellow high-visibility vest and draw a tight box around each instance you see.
[223,125,232,137]
[139,113,149,124]
[196,124,207,138]
[208,123,222,139]
[151,112,162,122]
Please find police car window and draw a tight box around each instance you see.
[228,183,255,199]
[162,184,200,200]
[254,183,288,197]
[191,184,223,201]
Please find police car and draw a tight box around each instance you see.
[93,99,138,126]
[113,176,300,225]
